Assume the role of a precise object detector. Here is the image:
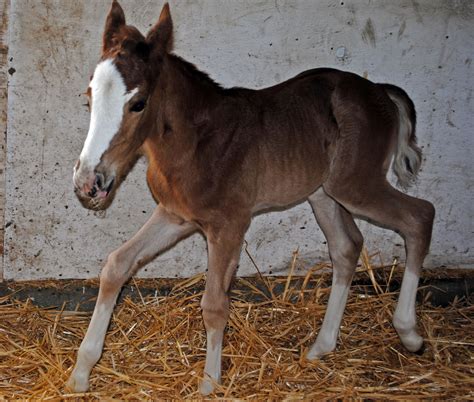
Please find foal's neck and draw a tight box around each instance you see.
[161,54,223,116]
[143,55,224,171]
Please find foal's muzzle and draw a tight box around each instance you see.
[73,164,115,202]
[86,173,115,199]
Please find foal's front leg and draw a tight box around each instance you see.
[199,221,248,396]
[67,205,195,392]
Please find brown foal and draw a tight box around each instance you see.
[68,1,435,395]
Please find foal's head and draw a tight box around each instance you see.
[73,1,173,209]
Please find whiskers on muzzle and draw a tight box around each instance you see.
[73,172,116,211]
[74,187,112,211]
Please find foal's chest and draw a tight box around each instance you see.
[145,161,196,221]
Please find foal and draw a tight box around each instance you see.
[68,1,435,395]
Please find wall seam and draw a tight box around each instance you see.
[0,0,10,280]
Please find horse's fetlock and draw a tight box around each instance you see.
[393,314,416,333]
[78,341,102,366]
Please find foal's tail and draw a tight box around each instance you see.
[381,83,422,189]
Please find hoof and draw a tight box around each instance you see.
[199,374,218,396]
[413,341,426,355]
[305,349,323,362]
[305,341,334,361]
[398,330,424,353]
[66,371,90,393]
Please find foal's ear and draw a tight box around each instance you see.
[146,3,173,56]
[103,0,126,52]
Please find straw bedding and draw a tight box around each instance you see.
[0,253,472,399]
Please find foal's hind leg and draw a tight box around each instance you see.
[306,187,363,360]
[67,206,195,392]
[324,181,434,352]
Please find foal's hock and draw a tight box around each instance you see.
[68,1,435,395]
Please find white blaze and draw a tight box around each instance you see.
[79,59,137,169]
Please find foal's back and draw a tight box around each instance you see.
[216,68,398,211]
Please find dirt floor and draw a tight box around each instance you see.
[0,259,472,399]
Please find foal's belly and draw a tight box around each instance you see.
[253,143,330,211]
[253,165,326,212]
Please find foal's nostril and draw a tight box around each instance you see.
[95,173,104,189]
[88,186,97,198]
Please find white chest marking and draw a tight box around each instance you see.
[79,59,137,170]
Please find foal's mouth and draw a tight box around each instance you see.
[74,174,116,211]
[87,176,115,200]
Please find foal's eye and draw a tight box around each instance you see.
[130,100,146,113]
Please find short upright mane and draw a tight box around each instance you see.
[169,54,223,91]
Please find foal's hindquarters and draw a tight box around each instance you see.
[199,77,434,393]
[304,79,435,357]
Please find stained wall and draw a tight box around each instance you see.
[3,0,473,279]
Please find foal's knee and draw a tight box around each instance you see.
[201,291,229,331]
[100,250,128,294]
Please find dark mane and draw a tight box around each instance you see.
[169,54,223,91]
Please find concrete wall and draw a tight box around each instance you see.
[3,0,473,280]
[0,0,9,279]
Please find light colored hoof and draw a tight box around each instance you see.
[66,370,90,393]
[399,330,424,353]
[199,374,218,396]
[305,341,334,361]
[306,347,324,361]
[393,318,424,353]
